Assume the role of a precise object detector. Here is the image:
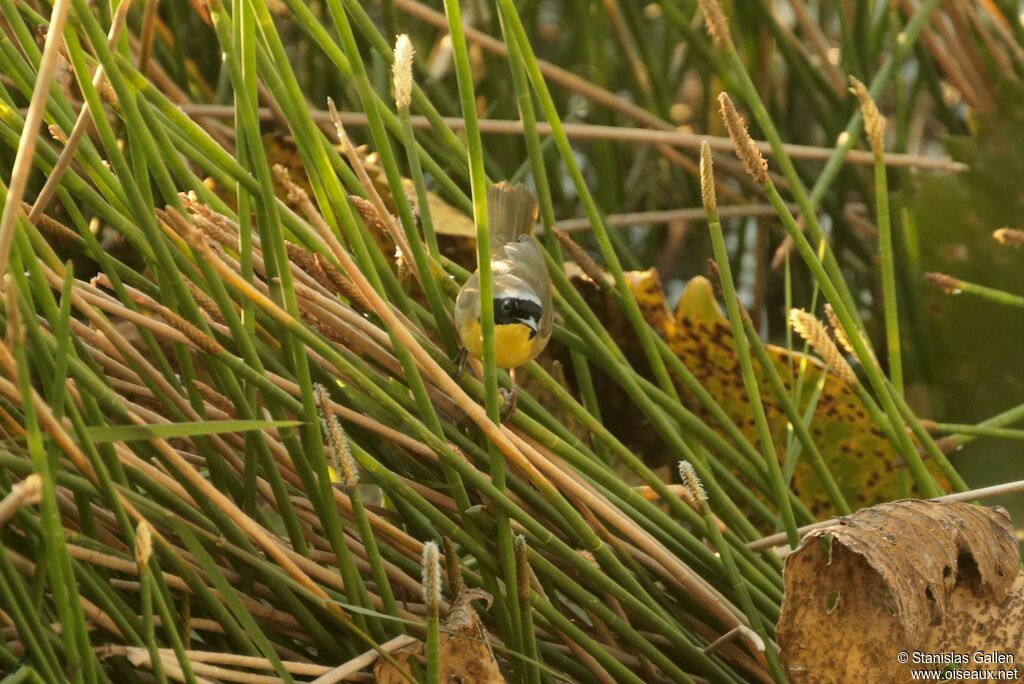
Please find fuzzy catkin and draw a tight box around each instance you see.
[422,541,441,611]
[698,0,733,48]
[677,461,706,506]
[393,35,414,110]
[849,77,885,157]
[788,308,857,384]
[135,520,153,569]
[718,93,769,186]
[699,141,717,215]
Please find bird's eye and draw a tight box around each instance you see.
[502,299,515,312]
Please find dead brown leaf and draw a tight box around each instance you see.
[777,500,1023,683]
[374,588,506,683]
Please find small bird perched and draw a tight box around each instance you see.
[455,182,552,415]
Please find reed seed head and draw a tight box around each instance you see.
[313,383,359,489]
[924,272,961,295]
[993,228,1024,247]
[699,140,717,215]
[393,34,415,110]
[442,536,464,594]
[824,304,856,356]
[191,379,235,416]
[705,259,725,301]
[849,77,885,157]
[422,541,441,612]
[718,93,768,186]
[135,520,153,569]
[514,535,531,600]
[48,124,69,146]
[140,298,225,356]
[314,254,373,313]
[698,0,733,48]
[329,415,358,489]
[677,461,707,506]
[24,204,80,243]
[788,308,857,384]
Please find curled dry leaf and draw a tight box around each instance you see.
[375,588,505,683]
[777,499,1023,683]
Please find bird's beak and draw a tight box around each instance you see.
[517,316,539,339]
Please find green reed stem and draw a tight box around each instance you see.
[679,462,788,683]
[441,0,525,663]
[874,148,902,395]
[700,145,799,548]
[495,0,680,403]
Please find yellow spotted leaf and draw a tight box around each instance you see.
[620,270,947,516]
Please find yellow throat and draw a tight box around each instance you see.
[459,319,542,369]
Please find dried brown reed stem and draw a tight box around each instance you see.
[0,475,42,528]
[322,101,419,282]
[750,478,1024,551]
[0,0,74,278]
[171,103,967,172]
[27,0,133,224]
[552,228,608,288]
[20,203,80,244]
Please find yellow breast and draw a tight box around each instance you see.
[459,319,544,369]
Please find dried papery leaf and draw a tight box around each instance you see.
[777,500,1022,683]
[375,587,504,683]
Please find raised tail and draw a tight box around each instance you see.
[488,182,539,251]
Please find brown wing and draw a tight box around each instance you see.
[488,182,539,251]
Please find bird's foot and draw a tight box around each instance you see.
[498,385,518,421]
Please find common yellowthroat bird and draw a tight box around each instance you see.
[455,182,552,414]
